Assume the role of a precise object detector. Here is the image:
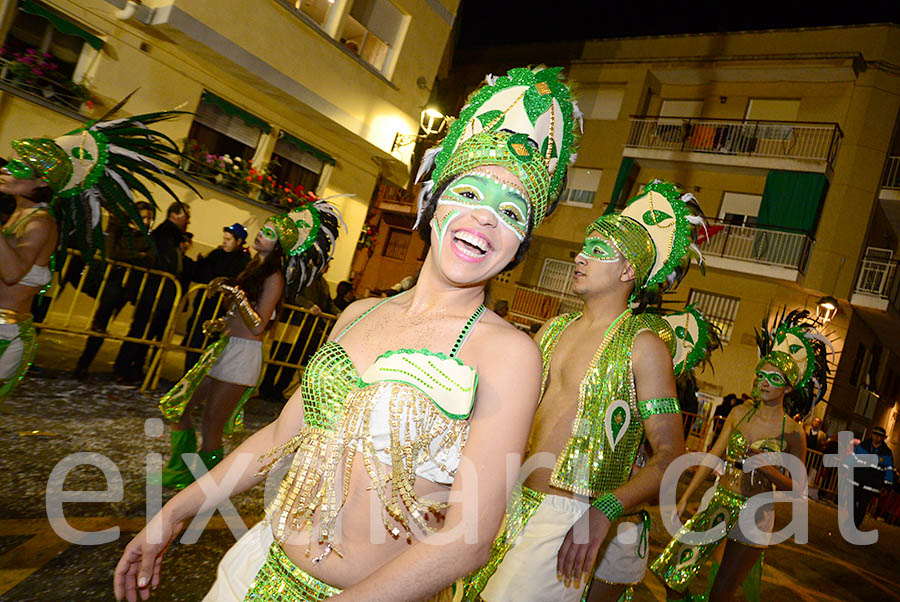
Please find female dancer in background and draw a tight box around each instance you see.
[652,310,830,601]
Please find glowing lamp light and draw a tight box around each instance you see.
[816,295,839,324]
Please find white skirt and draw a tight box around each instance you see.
[207,336,262,387]
[203,520,273,601]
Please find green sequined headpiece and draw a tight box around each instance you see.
[414,66,581,231]
[9,138,72,192]
[588,180,707,296]
[8,110,197,261]
[269,198,345,291]
[755,308,833,414]
[661,305,717,377]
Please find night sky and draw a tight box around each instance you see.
[456,0,899,47]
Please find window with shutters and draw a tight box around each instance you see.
[383,228,411,260]
[187,97,263,161]
[687,289,740,344]
[1,0,102,112]
[561,167,601,208]
[268,134,328,197]
[340,0,407,74]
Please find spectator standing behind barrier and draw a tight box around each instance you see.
[333,280,355,311]
[257,262,338,404]
[113,202,189,383]
[72,202,155,379]
[181,223,250,373]
[851,425,895,528]
[804,416,827,452]
[179,231,195,289]
[712,393,738,440]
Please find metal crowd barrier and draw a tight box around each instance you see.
[31,250,338,395]
[34,249,183,392]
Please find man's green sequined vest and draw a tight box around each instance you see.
[539,310,675,498]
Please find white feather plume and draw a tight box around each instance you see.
[572,100,584,134]
[415,145,441,184]
[83,188,103,229]
[108,144,160,170]
[413,179,434,230]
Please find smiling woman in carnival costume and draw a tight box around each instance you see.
[0,110,190,401]
[156,199,343,489]
[114,65,581,602]
[651,309,831,601]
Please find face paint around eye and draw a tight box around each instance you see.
[755,370,787,388]
[260,226,277,241]
[5,159,35,180]
[438,173,531,240]
[581,237,620,262]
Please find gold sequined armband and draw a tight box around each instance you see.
[638,397,680,420]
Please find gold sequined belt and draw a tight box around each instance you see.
[244,542,342,601]
[0,309,31,325]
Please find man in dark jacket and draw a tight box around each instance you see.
[73,202,155,378]
[113,202,190,383]
[181,223,251,372]
[851,426,895,528]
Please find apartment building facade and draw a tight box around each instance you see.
[482,25,900,447]
[0,0,459,288]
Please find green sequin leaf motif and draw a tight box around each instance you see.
[604,399,631,451]
[477,110,504,129]
[507,133,536,163]
[675,326,695,345]
[71,147,94,160]
[642,209,673,226]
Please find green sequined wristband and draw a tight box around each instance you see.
[591,493,624,522]
[638,396,680,420]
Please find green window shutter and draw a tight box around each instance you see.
[22,0,103,50]
[200,91,272,134]
[281,132,336,166]
[757,171,828,236]
[605,157,635,215]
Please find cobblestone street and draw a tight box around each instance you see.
[1,369,900,601]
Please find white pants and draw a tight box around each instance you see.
[203,520,272,601]
[481,494,648,602]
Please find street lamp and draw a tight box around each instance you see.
[391,108,447,153]
[816,295,839,324]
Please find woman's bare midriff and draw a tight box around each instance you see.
[279,453,450,588]
[0,281,46,314]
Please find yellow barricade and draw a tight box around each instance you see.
[33,249,183,392]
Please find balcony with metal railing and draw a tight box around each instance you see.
[851,255,900,313]
[882,156,900,194]
[508,283,583,328]
[624,116,842,175]
[700,219,814,281]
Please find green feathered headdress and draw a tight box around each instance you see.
[414,66,581,231]
[756,308,833,415]
[8,110,197,261]
[588,179,707,303]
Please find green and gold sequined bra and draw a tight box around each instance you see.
[262,295,485,548]
[726,407,788,462]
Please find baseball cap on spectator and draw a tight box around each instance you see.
[872,426,887,437]
[224,223,248,242]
